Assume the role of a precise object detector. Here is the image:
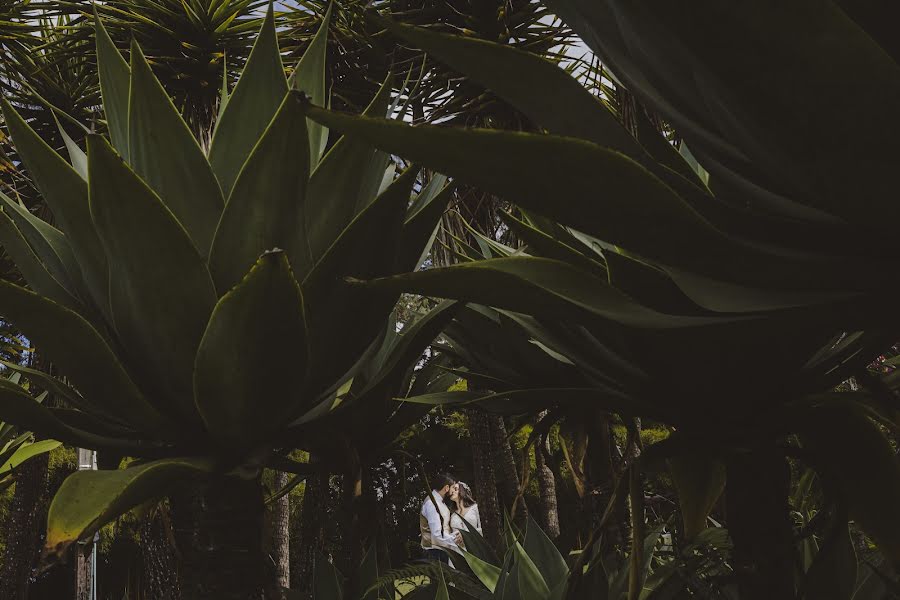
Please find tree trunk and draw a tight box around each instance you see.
[170,476,266,600]
[725,447,795,600]
[489,415,525,519]
[0,451,50,600]
[140,502,180,600]
[293,458,328,596]
[74,541,93,600]
[535,433,560,539]
[269,471,291,594]
[466,408,501,547]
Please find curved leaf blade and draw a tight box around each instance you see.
[88,135,216,424]
[127,40,224,257]
[209,5,288,197]
[209,91,310,293]
[44,457,214,561]
[195,251,308,446]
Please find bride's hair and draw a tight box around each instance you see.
[457,482,476,508]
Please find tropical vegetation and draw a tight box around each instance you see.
[0,1,898,599]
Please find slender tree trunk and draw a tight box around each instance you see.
[293,462,328,596]
[270,471,291,593]
[74,540,93,600]
[489,415,525,518]
[140,502,180,600]
[170,476,266,600]
[725,447,795,600]
[0,452,50,600]
[467,408,502,547]
[535,433,560,539]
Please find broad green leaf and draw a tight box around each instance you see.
[303,106,845,291]
[400,178,454,271]
[0,191,78,294]
[209,91,310,293]
[127,40,224,257]
[511,541,550,600]
[288,2,332,169]
[0,439,60,477]
[304,78,393,267]
[0,280,165,430]
[314,553,345,600]
[209,5,288,197]
[0,99,108,313]
[523,515,568,591]
[94,11,130,159]
[88,135,216,424]
[459,549,502,592]
[376,16,641,157]
[44,457,214,561]
[500,211,606,278]
[301,166,418,398]
[355,256,729,330]
[0,359,102,418]
[0,378,149,452]
[668,453,725,540]
[53,114,87,180]
[799,404,900,568]
[802,518,857,600]
[195,251,308,446]
[0,209,78,309]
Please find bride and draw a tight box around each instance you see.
[448,482,482,544]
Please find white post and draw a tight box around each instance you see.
[76,448,97,600]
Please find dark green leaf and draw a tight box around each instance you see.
[289,2,332,169]
[0,280,165,430]
[127,40,224,257]
[209,91,310,293]
[94,11,131,159]
[209,5,288,198]
[88,135,216,424]
[523,515,568,591]
[668,453,725,540]
[44,457,213,561]
[194,251,308,446]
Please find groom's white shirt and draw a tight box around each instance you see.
[420,490,458,551]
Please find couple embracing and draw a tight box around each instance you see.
[420,473,482,564]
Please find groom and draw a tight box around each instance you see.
[420,472,463,563]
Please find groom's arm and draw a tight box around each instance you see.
[423,500,458,549]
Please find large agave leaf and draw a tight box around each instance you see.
[355,257,728,330]
[0,280,165,430]
[127,40,224,257]
[87,135,216,424]
[94,12,131,160]
[522,516,568,592]
[289,2,332,169]
[44,457,214,561]
[0,190,77,295]
[0,100,108,313]
[399,176,453,272]
[372,15,641,157]
[303,77,393,273]
[303,106,850,294]
[209,91,311,293]
[209,6,288,198]
[194,251,308,447]
[0,209,78,309]
[301,165,419,397]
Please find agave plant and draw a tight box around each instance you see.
[0,6,452,596]
[298,7,900,598]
